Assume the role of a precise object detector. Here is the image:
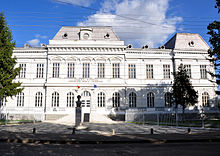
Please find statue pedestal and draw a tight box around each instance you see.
[75,107,81,127]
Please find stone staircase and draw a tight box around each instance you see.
[44,113,75,126]
[44,112,118,125]
[90,113,118,124]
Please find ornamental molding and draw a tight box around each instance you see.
[48,47,125,52]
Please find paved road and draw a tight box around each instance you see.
[0,122,218,135]
[0,142,220,156]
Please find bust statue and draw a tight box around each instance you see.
[76,95,82,107]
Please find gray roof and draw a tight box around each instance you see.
[52,26,120,41]
[164,33,210,51]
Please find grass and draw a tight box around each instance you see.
[0,119,35,125]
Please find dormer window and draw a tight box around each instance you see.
[80,28,93,40]
[62,33,68,39]
[83,33,90,40]
[188,41,194,47]
[104,33,110,39]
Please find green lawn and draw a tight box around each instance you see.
[0,120,35,125]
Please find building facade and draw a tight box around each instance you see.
[0,26,218,122]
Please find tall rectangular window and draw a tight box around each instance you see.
[184,64,191,78]
[128,64,136,79]
[200,65,207,79]
[112,63,120,78]
[0,98,5,107]
[83,63,90,78]
[52,63,60,78]
[36,64,44,78]
[67,63,75,78]
[146,64,153,79]
[163,64,170,79]
[98,63,105,78]
[19,64,26,78]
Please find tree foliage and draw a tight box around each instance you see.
[172,64,198,113]
[0,12,23,104]
[207,0,220,84]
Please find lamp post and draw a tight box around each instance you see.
[201,106,205,128]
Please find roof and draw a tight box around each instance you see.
[52,26,120,41]
[164,33,210,51]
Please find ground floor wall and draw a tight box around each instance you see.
[0,84,219,122]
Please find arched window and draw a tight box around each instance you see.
[164,92,172,107]
[81,91,91,97]
[35,92,43,107]
[112,92,120,107]
[81,91,91,107]
[17,92,24,107]
[147,92,154,108]
[98,92,105,107]
[52,92,59,107]
[67,92,74,107]
[202,92,209,107]
[129,92,137,107]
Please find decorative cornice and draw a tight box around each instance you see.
[48,47,125,52]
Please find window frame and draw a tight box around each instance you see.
[97,92,105,107]
[52,92,59,107]
[146,64,153,79]
[52,63,60,78]
[129,92,137,107]
[147,92,154,108]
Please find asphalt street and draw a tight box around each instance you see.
[0,142,220,156]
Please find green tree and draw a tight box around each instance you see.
[0,12,23,106]
[172,64,198,113]
[207,0,220,85]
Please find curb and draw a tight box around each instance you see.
[1,137,220,145]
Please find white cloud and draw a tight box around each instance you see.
[27,39,40,47]
[53,0,95,7]
[35,34,48,39]
[78,0,183,47]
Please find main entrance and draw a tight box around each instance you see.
[81,91,91,122]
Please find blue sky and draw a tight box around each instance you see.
[0,0,219,48]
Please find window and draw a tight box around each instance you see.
[35,92,43,107]
[52,92,59,107]
[81,91,91,107]
[184,65,191,78]
[36,64,44,78]
[67,63,75,78]
[147,92,154,108]
[98,92,105,107]
[19,64,26,78]
[52,63,60,78]
[112,63,120,78]
[67,92,74,107]
[163,65,170,79]
[202,92,209,107]
[129,92,137,107]
[17,92,24,107]
[146,64,153,79]
[83,63,90,78]
[98,63,105,78]
[128,64,136,79]
[0,98,5,107]
[200,65,207,79]
[112,92,120,107]
[164,92,172,107]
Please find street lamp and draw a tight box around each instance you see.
[201,106,205,128]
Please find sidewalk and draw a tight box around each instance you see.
[0,129,220,144]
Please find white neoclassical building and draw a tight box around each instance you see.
[0,26,219,122]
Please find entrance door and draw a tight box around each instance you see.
[81,91,91,122]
